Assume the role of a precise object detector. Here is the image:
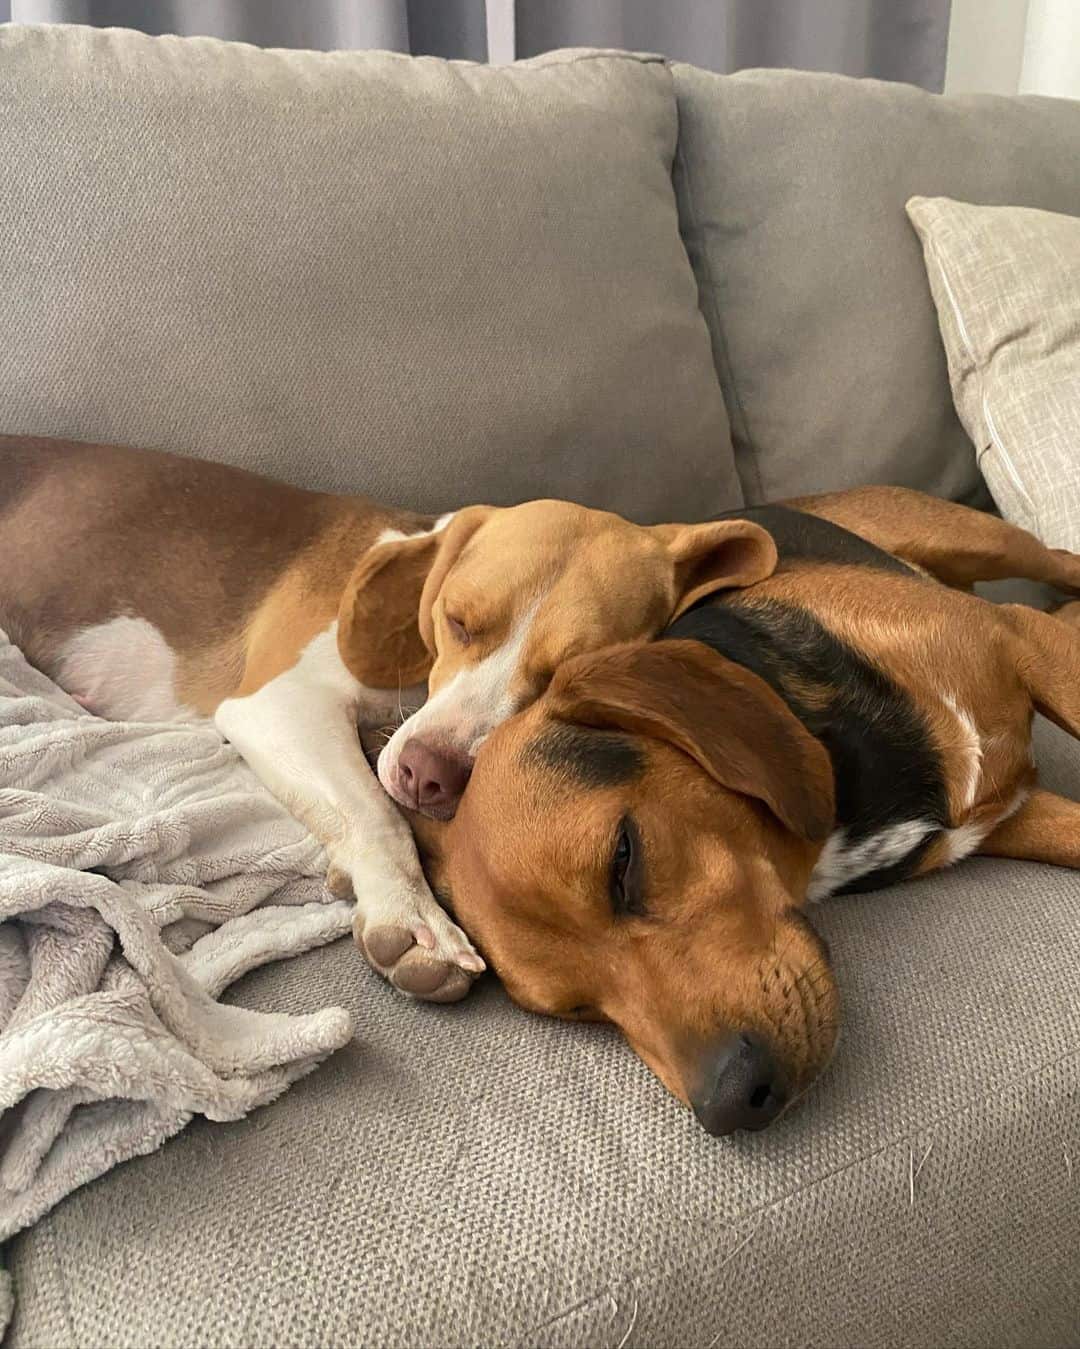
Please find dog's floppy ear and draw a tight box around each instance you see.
[549,638,835,842]
[417,506,495,653]
[337,507,494,688]
[650,520,778,620]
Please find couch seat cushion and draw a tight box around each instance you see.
[8,721,1080,1349]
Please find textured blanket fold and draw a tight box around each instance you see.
[0,632,355,1337]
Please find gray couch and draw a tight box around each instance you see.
[3,23,1080,1349]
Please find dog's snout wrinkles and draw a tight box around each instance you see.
[692,1033,788,1136]
[397,740,472,818]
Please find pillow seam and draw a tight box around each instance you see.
[925,225,1040,530]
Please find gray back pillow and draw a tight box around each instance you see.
[673,65,1080,506]
[0,26,741,522]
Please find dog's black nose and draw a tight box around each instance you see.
[691,1033,788,1136]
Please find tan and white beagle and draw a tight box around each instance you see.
[0,435,778,1000]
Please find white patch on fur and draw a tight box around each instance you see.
[375,513,453,547]
[214,622,478,968]
[216,624,374,843]
[378,599,542,797]
[810,787,1031,898]
[442,598,541,751]
[808,819,936,902]
[940,787,1029,866]
[55,616,198,722]
[939,820,988,868]
[943,692,983,812]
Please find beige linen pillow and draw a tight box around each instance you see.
[907,195,1080,547]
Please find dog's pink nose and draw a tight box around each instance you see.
[396,740,472,819]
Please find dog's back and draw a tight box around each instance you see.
[0,436,404,699]
[669,505,1013,895]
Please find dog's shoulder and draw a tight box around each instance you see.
[666,547,951,897]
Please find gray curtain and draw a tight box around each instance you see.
[2,1,490,57]
[0,0,953,91]
[514,0,952,91]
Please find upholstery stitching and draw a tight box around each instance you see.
[539,51,665,67]
[11,26,664,70]
[982,395,1040,525]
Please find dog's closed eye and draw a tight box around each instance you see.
[609,815,646,917]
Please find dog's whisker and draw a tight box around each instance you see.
[761,924,804,991]
[792,961,831,993]
[395,669,412,728]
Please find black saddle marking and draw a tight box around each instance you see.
[711,503,918,577]
[667,506,948,893]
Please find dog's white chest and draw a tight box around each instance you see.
[56,616,195,722]
[807,819,936,901]
[808,801,1022,901]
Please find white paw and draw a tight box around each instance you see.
[329,865,485,1003]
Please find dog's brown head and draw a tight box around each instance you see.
[357,504,778,819]
[418,637,840,1135]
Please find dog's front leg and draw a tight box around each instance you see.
[214,641,483,1003]
[979,788,1080,868]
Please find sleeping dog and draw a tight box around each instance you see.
[0,435,778,1000]
[411,487,1080,1134]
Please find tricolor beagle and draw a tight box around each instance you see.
[411,487,1080,1130]
[0,435,778,999]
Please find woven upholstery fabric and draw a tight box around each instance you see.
[908,195,1080,552]
[8,716,1080,1347]
[0,24,740,523]
[671,64,1080,507]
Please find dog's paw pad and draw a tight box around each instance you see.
[356,919,481,1003]
[325,865,355,902]
[363,924,415,968]
[392,950,474,1003]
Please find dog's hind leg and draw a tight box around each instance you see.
[979,788,1080,868]
[789,486,1080,593]
[963,594,1080,871]
[998,601,1080,742]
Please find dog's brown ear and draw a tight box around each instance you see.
[549,638,835,842]
[650,520,779,620]
[337,507,495,688]
[417,506,495,652]
[338,532,438,687]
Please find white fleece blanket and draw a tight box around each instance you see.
[0,631,355,1336]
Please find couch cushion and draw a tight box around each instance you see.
[908,195,1080,551]
[0,25,740,522]
[9,715,1080,1348]
[672,65,1080,506]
